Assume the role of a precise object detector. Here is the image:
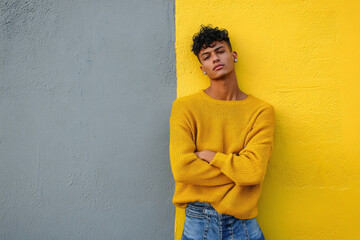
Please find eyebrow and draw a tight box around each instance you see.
[201,46,225,57]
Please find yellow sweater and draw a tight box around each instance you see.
[169,89,275,219]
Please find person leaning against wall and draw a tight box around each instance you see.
[169,25,275,240]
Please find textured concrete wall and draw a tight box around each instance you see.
[175,1,360,239]
[0,0,176,239]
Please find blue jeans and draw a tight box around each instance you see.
[181,202,265,240]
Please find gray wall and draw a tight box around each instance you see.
[0,0,176,239]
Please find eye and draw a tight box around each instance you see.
[203,56,210,60]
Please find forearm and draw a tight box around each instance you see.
[195,148,264,186]
[209,149,270,186]
[170,151,234,186]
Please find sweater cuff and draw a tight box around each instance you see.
[210,152,230,168]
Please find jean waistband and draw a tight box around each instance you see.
[187,201,235,219]
[188,201,213,208]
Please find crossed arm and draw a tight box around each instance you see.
[169,100,275,187]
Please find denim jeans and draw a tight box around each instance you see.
[181,202,265,240]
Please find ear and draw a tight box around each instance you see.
[232,51,238,61]
[200,66,204,72]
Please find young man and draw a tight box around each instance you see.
[169,25,275,240]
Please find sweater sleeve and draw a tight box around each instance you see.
[209,105,275,186]
[169,100,234,186]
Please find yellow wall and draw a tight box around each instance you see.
[174,1,360,239]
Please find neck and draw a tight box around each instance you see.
[206,72,247,101]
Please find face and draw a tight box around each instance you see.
[198,41,237,80]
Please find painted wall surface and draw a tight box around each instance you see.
[174,1,360,239]
[0,0,176,239]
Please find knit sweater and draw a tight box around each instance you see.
[169,89,275,219]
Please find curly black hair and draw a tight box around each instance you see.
[191,25,232,61]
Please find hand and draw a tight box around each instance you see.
[195,150,216,163]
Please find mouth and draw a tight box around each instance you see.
[213,64,224,70]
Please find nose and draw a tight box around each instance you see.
[212,53,220,63]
